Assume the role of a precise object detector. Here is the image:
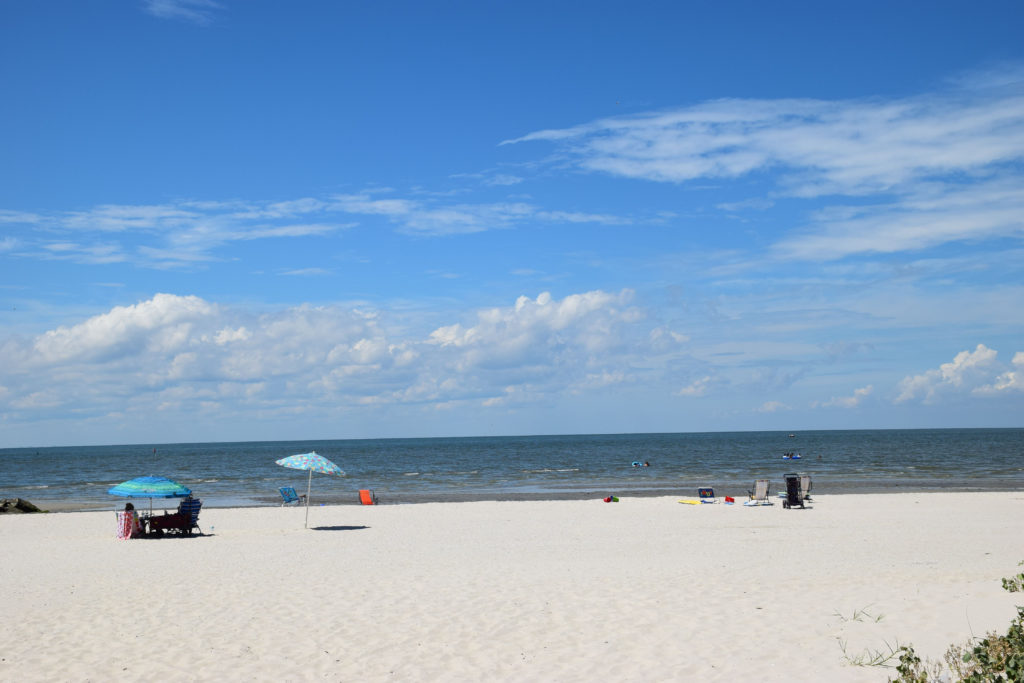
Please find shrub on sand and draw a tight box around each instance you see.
[890,563,1024,681]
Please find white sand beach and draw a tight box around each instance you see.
[3,492,1023,681]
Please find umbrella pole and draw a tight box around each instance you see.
[304,468,312,529]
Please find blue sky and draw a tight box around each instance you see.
[2,1,1023,447]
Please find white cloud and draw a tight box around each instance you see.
[40,241,127,264]
[978,351,1024,394]
[0,210,42,225]
[0,290,654,424]
[4,200,350,268]
[281,267,332,277]
[505,91,1024,195]
[757,400,789,413]
[0,192,633,269]
[505,73,1024,260]
[331,193,616,236]
[649,327,689,350]
[32,293,218,364]
[428,290,640,366]
[775,177,1024,260]
[895,344,1018,403]
[64,204,199,232]
[818,385,873,408]
[536,210,627,225]
[485,174,524,186]
[676,376,712,397]
[143,0,223,26]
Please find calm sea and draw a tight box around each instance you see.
[1,429,1022,511]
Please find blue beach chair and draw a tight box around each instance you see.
[698,487,717,503]
[279,486,306,506]
[179,496,203,535]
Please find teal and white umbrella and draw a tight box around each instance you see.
[275,452,345,528]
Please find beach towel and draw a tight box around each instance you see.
[116,510,138,540]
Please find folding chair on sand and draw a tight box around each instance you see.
[279,486,306,506]
[783,474,808,509]
[358,489,379,505]
[745,479,772,506]
[698,487,717,503]
[179,496,203,534]
[799,474,812,501]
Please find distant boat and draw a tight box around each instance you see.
[788,434,796,438]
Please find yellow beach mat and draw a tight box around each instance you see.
[678,499,701,505]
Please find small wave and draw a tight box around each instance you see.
[403,472,420,476]
[20,485,49,489]
[198,478,219,483]
[523,468,580,474]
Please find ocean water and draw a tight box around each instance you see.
[1,429,1022,511]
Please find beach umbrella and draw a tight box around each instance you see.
[108,475,191,514]
[275,451,345,528]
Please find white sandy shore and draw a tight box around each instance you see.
[2,492,1023,682]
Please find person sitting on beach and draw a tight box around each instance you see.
[123,502,143,538]
[177,495,200,521]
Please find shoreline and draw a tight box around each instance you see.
[17,481,1024,513]
[3,492,1023,680]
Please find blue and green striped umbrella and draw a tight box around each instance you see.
[275,452,344,528]
[108,476,191,514]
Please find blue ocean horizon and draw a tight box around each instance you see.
[2,428,1022,511]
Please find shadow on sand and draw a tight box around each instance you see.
[312,525,369,532]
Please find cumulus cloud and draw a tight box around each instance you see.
[428,290,640,373]
[895,344,1023,403]
[32,294,218,364]
[977,351,1024,394]
[0,290,651,424]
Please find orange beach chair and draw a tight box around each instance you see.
[358,489,379,505]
